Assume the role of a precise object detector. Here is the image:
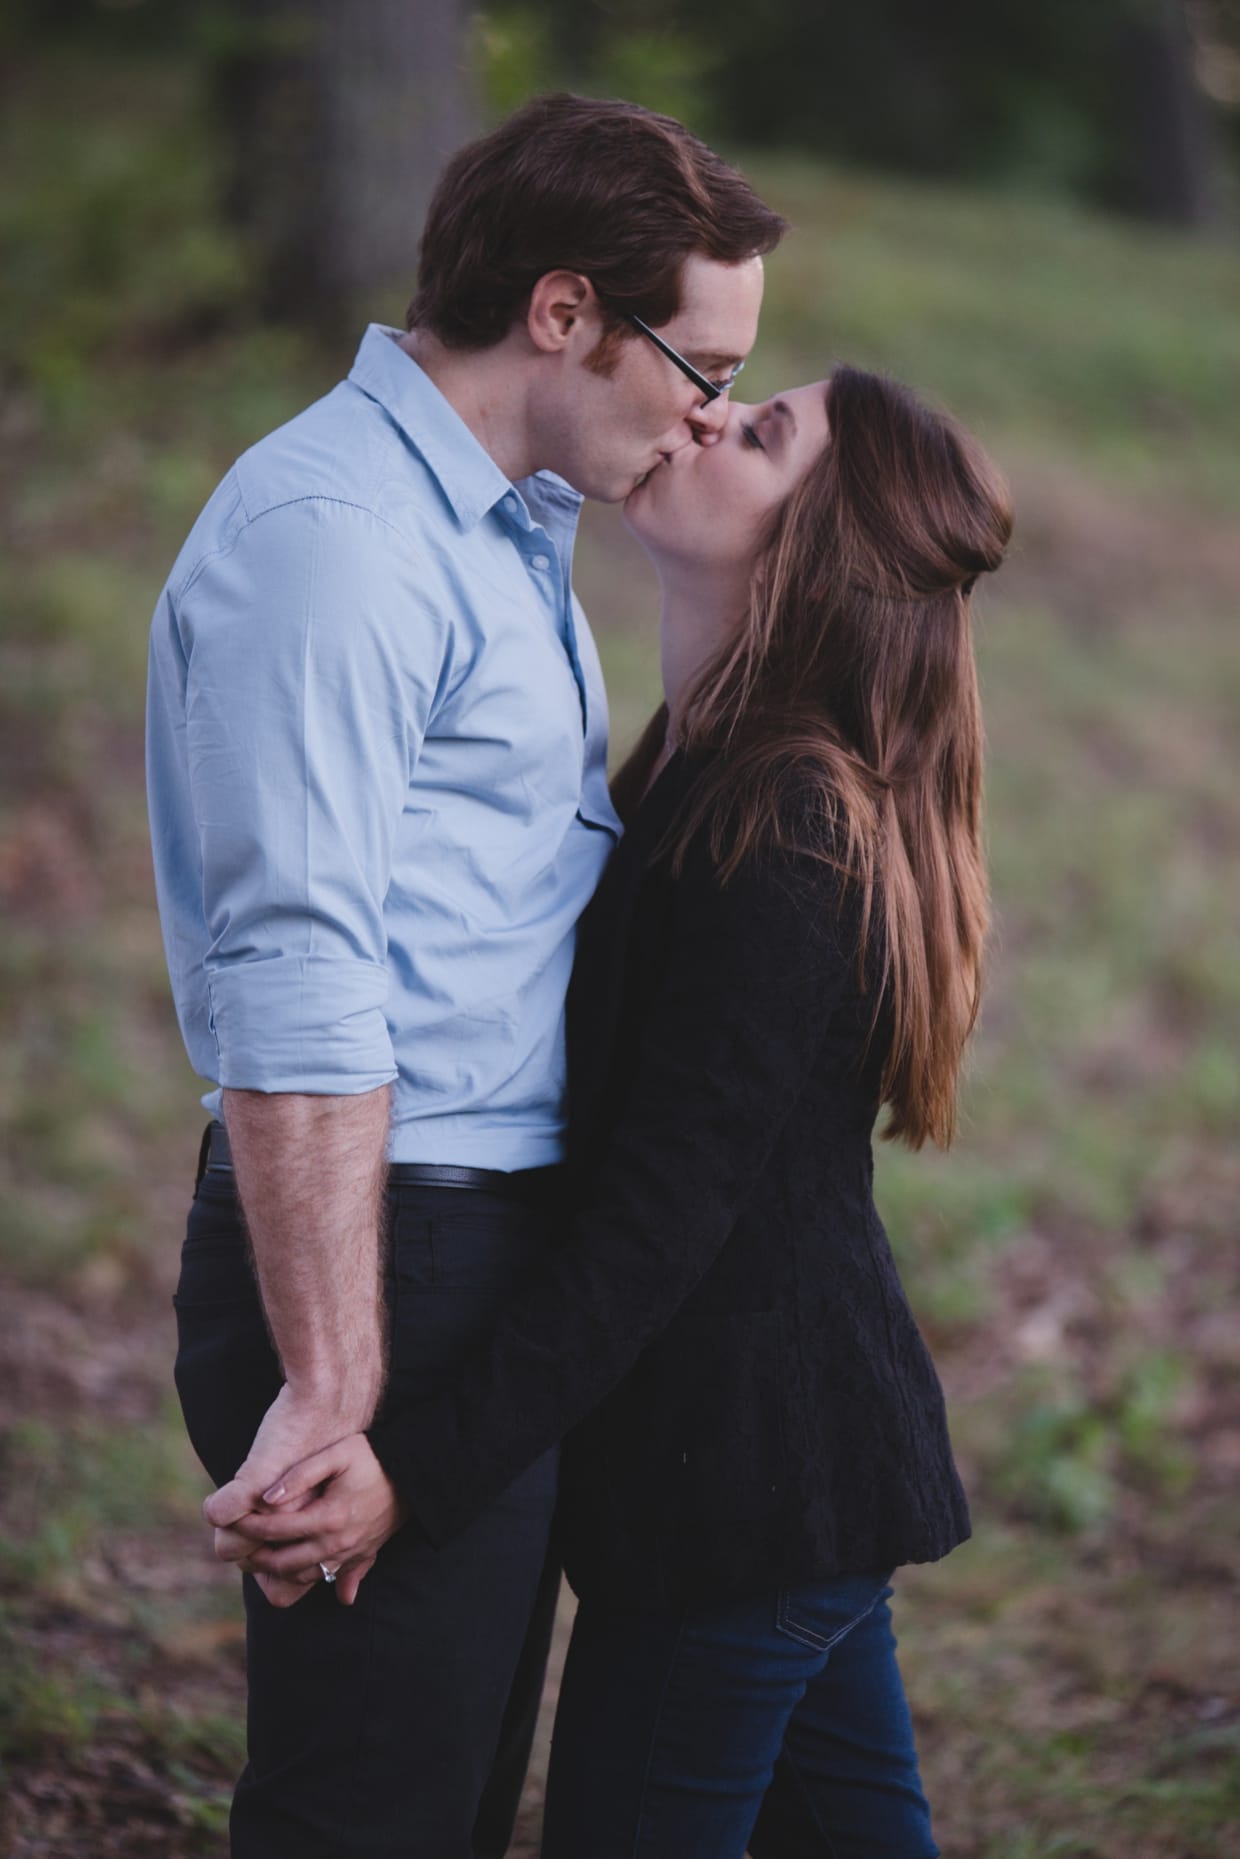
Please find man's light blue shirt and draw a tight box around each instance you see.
[147,324,622,1167]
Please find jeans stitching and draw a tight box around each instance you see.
[775,1578,890,1654]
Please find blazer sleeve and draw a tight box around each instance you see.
[368,817,865,1545]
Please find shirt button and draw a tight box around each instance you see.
[530,553,551,571]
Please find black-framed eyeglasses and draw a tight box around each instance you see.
[625,314,745,403]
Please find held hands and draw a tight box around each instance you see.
[202,1383,395,1608]
[203,1382,369,1533]
[209,1431,407,1608]
[200,1385,353,1608]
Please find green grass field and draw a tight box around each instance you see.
[1,53,1238,1857]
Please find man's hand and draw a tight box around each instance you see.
[204,1385,370,1609]
[203,1384,361,1533]
[211,1433,406,1605]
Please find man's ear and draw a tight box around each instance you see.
[527,270,596,355]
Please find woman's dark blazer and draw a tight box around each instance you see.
[370,751,970,1609]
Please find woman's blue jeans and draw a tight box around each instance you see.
[542,1572,938,1859]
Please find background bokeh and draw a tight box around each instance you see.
[1,4,1238,1853]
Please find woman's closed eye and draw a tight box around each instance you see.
[741,421,765,452]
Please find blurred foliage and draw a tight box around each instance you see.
[473,5,715,131]
[0,58,249,406]
[0,1414,203,1593]
[4,0,1237,227]
[981,1353,1194,1534]
[470,0,1238,220]
[0,1622,113,1762]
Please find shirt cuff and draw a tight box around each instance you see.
[206,954,397,1094]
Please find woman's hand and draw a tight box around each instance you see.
[211,1432,407,1606]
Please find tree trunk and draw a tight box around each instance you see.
[217,0,476,329]
[1123,0,1220,225]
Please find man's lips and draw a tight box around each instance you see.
[631,452,674,492]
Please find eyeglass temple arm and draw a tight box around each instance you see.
[625,314,722,402]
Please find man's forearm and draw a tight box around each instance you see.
[222,1086,391,1428]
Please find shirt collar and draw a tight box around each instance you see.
[518,469,584,539]
[347,324,583,540]
[348,324,512,532]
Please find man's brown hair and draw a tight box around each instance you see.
[408,94,787,353]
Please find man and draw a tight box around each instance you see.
[147,92,784,1857]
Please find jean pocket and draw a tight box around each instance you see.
[173,1294,281,1488]
[174,1190,261,1312]
[425,1199,552,1288]
[774,1569,895,1652]
[171,1192,279,1486]
[383,1206,542,1406]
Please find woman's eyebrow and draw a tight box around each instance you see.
[758,400,797,452]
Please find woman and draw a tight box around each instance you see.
[221,365,1012,1856]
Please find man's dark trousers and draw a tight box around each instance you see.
[173,1136,564,1858]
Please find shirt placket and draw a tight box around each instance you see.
[498,484,620,839]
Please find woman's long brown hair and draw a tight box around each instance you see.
[612,366,1013,1150]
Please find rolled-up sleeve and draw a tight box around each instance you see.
[177,496,444,1094]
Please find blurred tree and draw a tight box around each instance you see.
[1122,0,1220,222]
[5,0,1232,264]
[483,0,1234,225]
[1185,0,1240,195]
[212,0,475,329]
[2,0,200,52]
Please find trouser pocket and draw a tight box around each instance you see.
[774,1567,895,1652]
[172,1179,281,1488]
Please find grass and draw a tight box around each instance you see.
[1,42,1238,1858]
[745,157,1240,510]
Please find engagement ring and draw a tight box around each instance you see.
[319,1562,339,1584]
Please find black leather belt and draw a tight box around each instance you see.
[202,1122,565,1203]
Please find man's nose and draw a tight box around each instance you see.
[687,392,731,446]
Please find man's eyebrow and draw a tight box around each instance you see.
[688,350,744,370]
